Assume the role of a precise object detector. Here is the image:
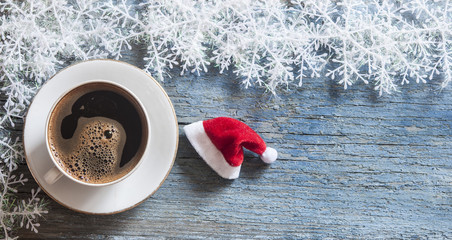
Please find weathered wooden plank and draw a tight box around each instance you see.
[15,44,452,239]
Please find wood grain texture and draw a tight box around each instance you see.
[14,43,452,239]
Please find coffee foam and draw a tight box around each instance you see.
[49,117,136,184]
[47,82,147,184]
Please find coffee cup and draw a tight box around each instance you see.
[43,80,150,187]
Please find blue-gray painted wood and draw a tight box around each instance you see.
[15,44,452,239]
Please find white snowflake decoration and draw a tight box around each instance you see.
[0,0,133,238]
[106,0,451,94]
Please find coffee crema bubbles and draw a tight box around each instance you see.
[47,83,147,184]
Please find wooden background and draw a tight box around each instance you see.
[15,43,452,239]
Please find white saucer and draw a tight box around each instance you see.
[24,60,178,214]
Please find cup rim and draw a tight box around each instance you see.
[44,79,150,187]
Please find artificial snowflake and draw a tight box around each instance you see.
[0,0,134,238]
[107,0,451,94]
[0,0,450,238]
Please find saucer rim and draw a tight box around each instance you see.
[23,59,178,215]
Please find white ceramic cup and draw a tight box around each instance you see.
[43,80,150,187]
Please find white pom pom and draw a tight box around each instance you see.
[260,147,277,163]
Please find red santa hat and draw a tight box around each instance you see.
[183,117,277,179]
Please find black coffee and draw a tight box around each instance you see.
[48,82,148,184]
